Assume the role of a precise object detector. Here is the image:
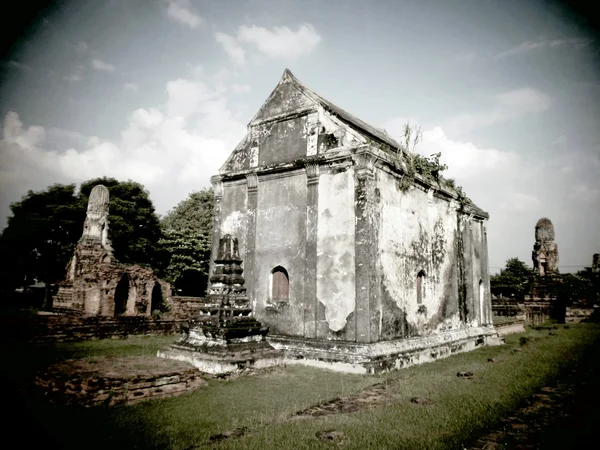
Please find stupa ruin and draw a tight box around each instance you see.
[54,185,171,316]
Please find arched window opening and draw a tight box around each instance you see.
[114,274,129,316]
[151,282,164,313]
[175,269,208,297]
[416,270,426,304]
[270,266,289,302]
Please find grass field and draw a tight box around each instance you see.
[4,323,600,449]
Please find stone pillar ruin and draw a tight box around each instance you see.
[157,234,283,374]
[532,217,559,277]
[526,217,564,323]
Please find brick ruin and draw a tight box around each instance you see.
[525,217,564,321]
[492,217,565,325]
[54,185,171,316]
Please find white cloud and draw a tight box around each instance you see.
[124,83,139,93]
[190,63,204,76]
[2,112,45,149]
[215,32,246,66]
[76,41,88,53]
[497,191,543,212]
[64,72,83,83]
[444,88,551,135]
[91,59,116,72]
[214,23,321,65]
[237,24,321,59]
[568,184,600,203]
[231,84,251,94]
[417,127,519,180]
[6,60,31,71]
[552,135,568,146]
[163,0,202,28]
[495,88,551,113]
[166,78,214,117]
[495,37,588,59]
[0,73,247,230]
[455,52,478,62]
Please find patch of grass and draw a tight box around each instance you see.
[6,324,600,450]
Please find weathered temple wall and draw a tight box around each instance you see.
[377,170,461,339]
[315,168,356,340]
[217,182,248,262]
[375,169,489,340]
[254,173,307,336]
[257,116,308,165]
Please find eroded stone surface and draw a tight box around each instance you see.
[35,356,207,407]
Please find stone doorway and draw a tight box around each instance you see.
[151,282,164,313]
[114,274,129,316]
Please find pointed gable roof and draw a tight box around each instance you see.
[250,69,407,154]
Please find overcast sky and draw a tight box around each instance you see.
[1,0,598,273]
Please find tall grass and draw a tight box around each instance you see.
[4,324,600,450]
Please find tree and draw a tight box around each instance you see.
[490,257,535,298]
[0,184,84,307]
[559,273,589,304]
[0,177,165,308]
[160,189,214,296]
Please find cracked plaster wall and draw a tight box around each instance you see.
[316,169,356,334]
[254,174,307,336]
[218,183,248,264]
[377,169,478,339]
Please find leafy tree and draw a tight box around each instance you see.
[490,257,535,298]
[160,189,214,296]
[0,177,165,308]
[559,273,590,304]
[559,269,600,306]
[0,184,84,307]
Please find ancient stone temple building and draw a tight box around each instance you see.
[206,69,499,373]
[54,185,171,316]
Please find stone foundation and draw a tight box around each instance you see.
[494,320,526,336]
[35,356,206,407]
[267,326,502,374]
[565,307,596,324]
[158,340,284,374]
[492,297,563,326]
